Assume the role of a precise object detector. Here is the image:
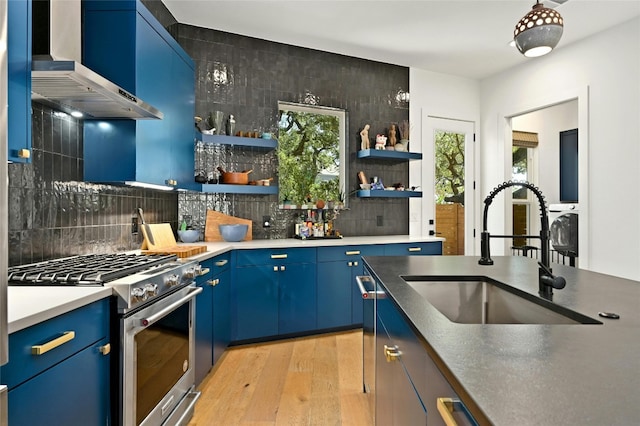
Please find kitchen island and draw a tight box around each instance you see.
[362,255,640,425]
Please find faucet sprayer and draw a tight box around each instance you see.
[478,180,565,298]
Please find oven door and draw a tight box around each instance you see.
[120,284,202,426]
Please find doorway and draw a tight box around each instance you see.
[424,117,475,255]
[505,93,587,266]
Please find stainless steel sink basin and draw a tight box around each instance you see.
[402,278,601,325]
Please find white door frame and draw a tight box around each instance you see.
[423,115,477,255]
[499,85,590,268]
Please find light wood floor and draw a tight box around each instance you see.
[188,329,373,425]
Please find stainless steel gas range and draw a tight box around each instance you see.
[8,253,202,426]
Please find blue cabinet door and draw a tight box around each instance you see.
[233,265,279,341]
[212,267,231,364]
[195,264,214,385]
[82,1,195,188]
[317,261,352,329]
[279,262,317,334]
[7,336,111,425]
[7,0,31,163]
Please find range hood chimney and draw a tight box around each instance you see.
[31,0,162,120]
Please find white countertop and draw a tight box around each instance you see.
[8,287,113,333]
[7,235,442,333]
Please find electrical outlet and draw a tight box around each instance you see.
[263,215,271,228]
[377,215,383,226]
[131,217,139,234]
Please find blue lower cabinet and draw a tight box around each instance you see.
[278,263,317,334]
[212,266,231,364]
[8,336,111,426]
[195,254,231,384]
[376,314,427,425]
[232,248,317,341]
[195,263,214,385]
[317,245,384,329]
[234,265,280,341]
[1,299,110,425]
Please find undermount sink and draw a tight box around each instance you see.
[402,277,601,325]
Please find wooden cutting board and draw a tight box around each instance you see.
[141,223,178,250]
[140,222,207,257]
[142,245,207,258]
[205,210,253,242]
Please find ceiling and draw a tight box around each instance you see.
[163,0,640,80]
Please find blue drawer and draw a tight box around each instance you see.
[1,298,110,389]
[383,242,442,256]
[317,244,384,262]
[235,248,316,266]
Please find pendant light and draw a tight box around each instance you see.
[514,1,564,57]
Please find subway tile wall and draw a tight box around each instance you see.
[7,103,178,267]
[170,23,411,239]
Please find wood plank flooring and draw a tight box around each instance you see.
[188,330,373,426]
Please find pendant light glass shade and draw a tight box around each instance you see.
[514,1,563,57]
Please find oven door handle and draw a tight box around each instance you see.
[141,286,203,327]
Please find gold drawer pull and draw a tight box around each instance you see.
[99,343,111,356]
[437,398,458,426]
[345,250,361,256]
[18,149,31,159]
[215,259,228,267]
[271,254,288,259]
[408,247,422,252]
[383,344,401,362]
[198,267,210,276]
[32,331,75,355]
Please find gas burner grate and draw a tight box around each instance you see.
[8,253,178,286]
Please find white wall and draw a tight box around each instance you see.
[479,17,640,280]
[408,69,480,239]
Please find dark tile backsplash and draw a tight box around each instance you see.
[7,103,178,267]
[8,4,411,266]
[171,23,411,238]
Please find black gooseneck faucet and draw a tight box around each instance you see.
[478,180,566,298]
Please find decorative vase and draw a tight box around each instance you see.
[208,110,224,135]
[395,139,409,151]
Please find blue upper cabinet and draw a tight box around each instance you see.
[7,0,32,163]
[82,0,195,189]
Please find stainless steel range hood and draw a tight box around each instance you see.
[31,0,163,120]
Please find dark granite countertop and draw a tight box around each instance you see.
[362,255,640,425]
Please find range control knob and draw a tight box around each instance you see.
[131,287,147,303]
[166,274,180,287]
[144,283,159,297]
[184,265,200,280]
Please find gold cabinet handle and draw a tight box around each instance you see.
[215,259,228,267]
[99,343,111,356]
[384,344,401,362]
[437,398,476,426]
[165,179,177,186]
[345,250,361,255]
[32,331,75,355]
[18,148,31,159]
[271,254,288,259]
[198,267,210,276]
[408,247,422,252]
[437,398,458,426]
